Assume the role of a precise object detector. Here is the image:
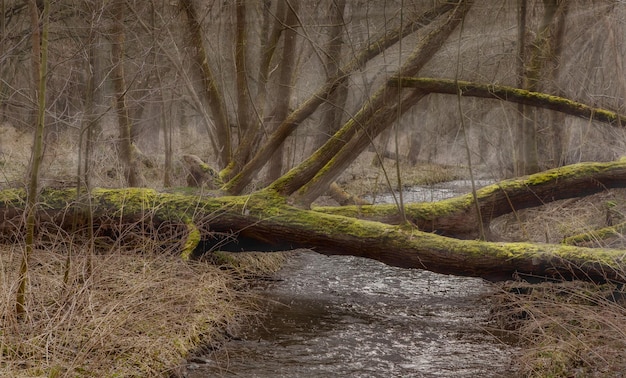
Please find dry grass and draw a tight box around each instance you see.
[0,123,288,377]
[488,188,626,377]
[0,240,284,377]
[491,280,626,377]
[490,188,626,246]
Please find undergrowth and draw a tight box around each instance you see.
[0,239,286,377]
[491,280,626,377]
[488,188,626,377]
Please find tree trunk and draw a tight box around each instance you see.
[266,2,299,183]
[111,0,143,187]
[18,0,49,318]
[315,160,626,239]
[3,160,626,284]
[515,0,528,176]
[312,0,348,151]
[222,0,287,182]
[234,0,251,136]
[180,0,231,168]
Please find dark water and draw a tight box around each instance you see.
[186,252,518,377]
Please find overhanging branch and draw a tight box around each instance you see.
[389,77,626,126]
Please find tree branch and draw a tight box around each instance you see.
[389,77,626,126]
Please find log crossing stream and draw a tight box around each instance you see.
[186,181,519,377]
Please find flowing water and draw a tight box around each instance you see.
[186,181,519,377]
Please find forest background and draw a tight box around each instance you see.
[1,0,623,190]
[1,0,626,376]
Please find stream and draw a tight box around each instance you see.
[185,181,519,377]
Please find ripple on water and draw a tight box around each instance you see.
[187,252,518,377]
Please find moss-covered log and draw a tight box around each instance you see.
[0,186,625,283]
[314,160,626,239]
[388,77,626,126]
[562,222,626,247]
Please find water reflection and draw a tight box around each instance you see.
[188,252,518,377]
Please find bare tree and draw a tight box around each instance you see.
[180,0,231,168]
[16,0,49,317]
[111,0,143,187]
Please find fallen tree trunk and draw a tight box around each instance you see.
[314,160,626,239]
[0,185,624,283]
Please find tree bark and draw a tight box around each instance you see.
[111,1,143,187]
[180,0,231,168]
[265,1,299,183]
[17,0,49,318]
[222,0,287,182]
[312,0,348,151]
[234,0,251,136]
[515,0,528,176]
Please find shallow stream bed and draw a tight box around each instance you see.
[186,252,518,377]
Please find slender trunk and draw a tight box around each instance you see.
[515,0,528,176]
[235,0,251,136]
[111,1,142,187]
[73,8,102,281]
[544,0,569,166]
[180,0,231,168]
[517,0,561,175]
[313,0,348,150]
[162,93,172,188]
[17,0,48,317]
[266,2,299,182]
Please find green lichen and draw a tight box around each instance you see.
[181,222,201,260]
[0,188,27,206]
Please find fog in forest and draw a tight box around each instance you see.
[0,0,624,189]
